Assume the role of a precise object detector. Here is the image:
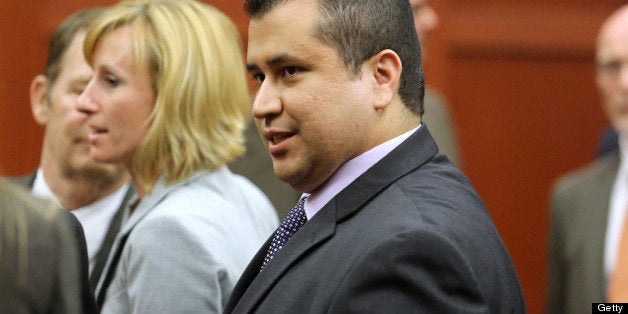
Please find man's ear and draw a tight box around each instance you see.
[368,49,402,110]
[30,75,50,126]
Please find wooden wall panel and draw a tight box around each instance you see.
[0,1,42,175]
[431,1,625,313]
[451,56,605,313]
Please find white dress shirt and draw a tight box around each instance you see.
[605,133,628,278]
[32,168,129,273]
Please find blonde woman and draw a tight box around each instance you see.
[76,1,278,312]
[0,180,95,313]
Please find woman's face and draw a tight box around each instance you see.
[77,26,156,168]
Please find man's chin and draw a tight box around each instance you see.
[273,164,300,185]
[69,158,123,175]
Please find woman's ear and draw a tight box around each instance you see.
[368,49,402,110]
[30,75,50,125]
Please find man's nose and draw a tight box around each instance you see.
[76,81,98,114]
[252,81,282,119]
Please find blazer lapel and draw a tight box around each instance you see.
[584,153,619,299]
[229,125,440,312]
[94,177,181,305]
[89,184,135,293]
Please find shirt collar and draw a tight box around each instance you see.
[303,125,420,219]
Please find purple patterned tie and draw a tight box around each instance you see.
[261,196,308,270]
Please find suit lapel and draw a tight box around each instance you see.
[89,184,135,293]
[335,125,438,221]
[94,177,184,305]
[229,125,440,312]
[231,200,336,312]
[585,153,619,299]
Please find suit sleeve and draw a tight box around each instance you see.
[327,229,491,313]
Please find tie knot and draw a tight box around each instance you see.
[284,196,307,227]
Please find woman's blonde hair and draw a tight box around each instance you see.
[84,0,250,193]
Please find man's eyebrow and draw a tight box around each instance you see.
[246,54,302,73]
[69,76,92,86]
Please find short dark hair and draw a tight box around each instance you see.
[44,7,105,86]
[245,0,425,116]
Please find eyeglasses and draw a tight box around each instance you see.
[597,59,628,81]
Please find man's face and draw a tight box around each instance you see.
[34,31,126,179]
[247,0,378,193]
[596,9,628,132]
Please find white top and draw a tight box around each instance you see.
[605,133,628,278]
[31,168,129,273]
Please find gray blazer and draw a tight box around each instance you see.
[225,126,525,313]
[548,151,619,314]
[97,167,278,314]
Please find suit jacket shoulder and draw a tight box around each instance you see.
[0,181,96,313]
[6,172,36,189]
[227,126,524,313]
[4,171,134,297]
[552,152,619,200]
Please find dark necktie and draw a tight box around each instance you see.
[261,196,308,270]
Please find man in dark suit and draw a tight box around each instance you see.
[11,7,133,293]
[231,0,461,219]
[225,0,524,312]
[548,4,628,313]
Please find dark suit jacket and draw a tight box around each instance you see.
[0,181,97,313]
[548,150,619,314]
[10,172,134,293]
[225,126,525,313]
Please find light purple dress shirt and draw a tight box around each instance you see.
[303,125,420,220]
